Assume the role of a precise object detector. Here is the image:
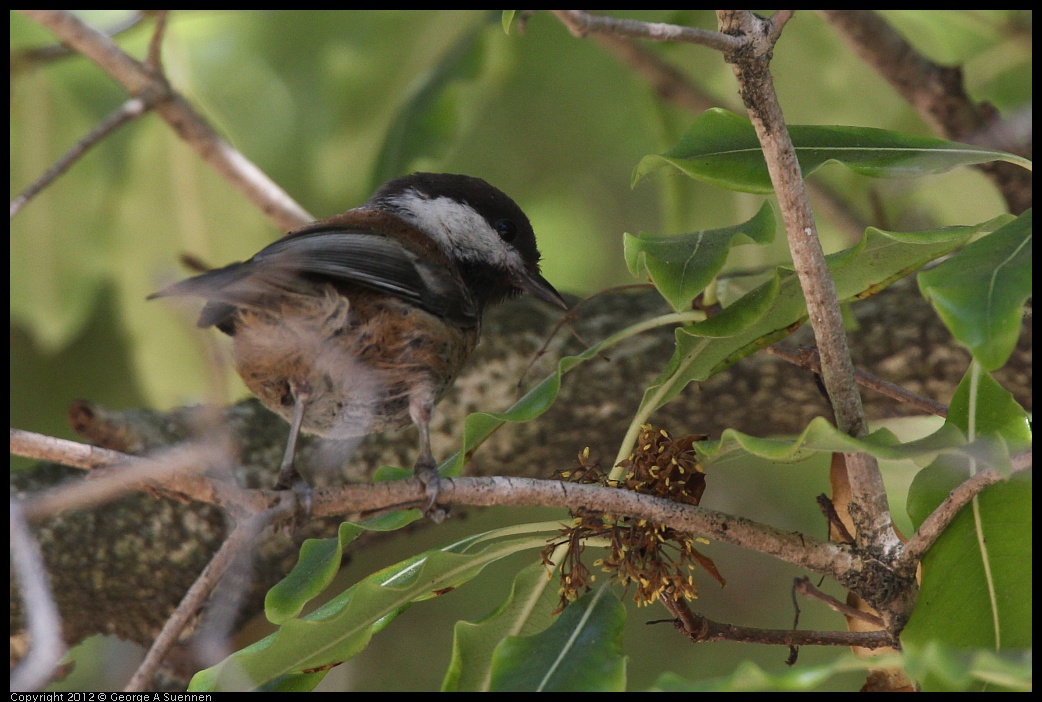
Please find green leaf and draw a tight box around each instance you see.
[190,524,561,691]
[634,220,1000,418]
[634,108,1032,194]
[265,522,364,624]
[443,560,563,691]
[432,330,633,482]
[635,273,782,413]
[696,415,979,469]
[907,366,1031,525]
[918,210,1032,371]
[653,655,899,691]
[489,587,627,692]
[624,202,775,311]
[903,368,1032,658]
[901,641,1033,692]
[653,644,1031,692]
[501,10,517,33]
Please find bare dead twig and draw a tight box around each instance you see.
[767,345,949,418]
[9,501,67,692]
[794,576,884,627]
[10,98,150,218]
[124,501,294,691]
[658,590,896,649]
[145,10,170,72]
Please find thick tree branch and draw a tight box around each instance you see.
[715,11,897,555]
[11,284,1031,656]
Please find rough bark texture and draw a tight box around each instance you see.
[10,281,1032,657]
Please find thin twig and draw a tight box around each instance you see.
[898,449,1032,572]
[18,10,312,231]
[518,284,656,387]
[10,501,67,692]
[658,591,895,649]
[10,428,266,520]
[145,10,169,72]
[817,493,857,545]
[10,98,150,218]
[10,10,150,71]
[552,10,742,53]
[767,345,949,418]
[124,502,294,691]
[794,576,884,626]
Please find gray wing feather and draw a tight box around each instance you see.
[151,227,477,328]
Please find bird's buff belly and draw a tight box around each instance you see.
[229,290,475,438]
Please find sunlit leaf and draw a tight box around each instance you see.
[501,10,517,33]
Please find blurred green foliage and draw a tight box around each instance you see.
[10,10,1031,692]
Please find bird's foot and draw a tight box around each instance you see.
[274,470,313,529]
[414,458,447,524]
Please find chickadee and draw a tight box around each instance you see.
[150,173,566,517]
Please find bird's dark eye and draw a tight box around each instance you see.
[494,219,518,243]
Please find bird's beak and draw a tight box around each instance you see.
[521,271,568,309]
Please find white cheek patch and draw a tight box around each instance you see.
[389,191,527,273]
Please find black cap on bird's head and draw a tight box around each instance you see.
[369,173,567,311]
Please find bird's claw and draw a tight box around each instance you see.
[274,474,314,531]
[414,459,447,523]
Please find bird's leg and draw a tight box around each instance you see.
[409,394,446,523]
[274,379,313,517]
